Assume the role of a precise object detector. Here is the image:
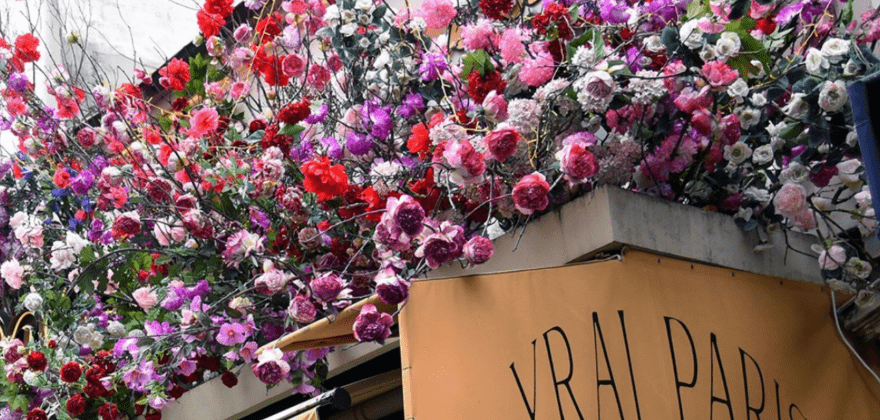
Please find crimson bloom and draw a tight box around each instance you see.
[512,172,551,215]
[26,351,47,371]
[66,394,87,417]
[60,361,82,383]
[300,157,349,201]
[158,58,191,91]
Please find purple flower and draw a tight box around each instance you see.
[319,137,343,159]
[123,360,159,393]
[415,221,465,269]
[375,268,410,305]
[240,341,259,363]
[361,101,393,140]
[70,171,95,195]
[419,53,447,81]
[161,288,185,311]
[254,361,284,384]
[216,323,248,346]
[463,235,494,265]
[390,195,426,236]
[599,0,630,24]
[346,132,374,156]
[145,320,176,336]
[397,93,425,118]
[249,208,271,230]
[7,73,28,92]
[310,273,343,303]
[352,304,394,343]
[288,295,317,323]
[305,104,328,124]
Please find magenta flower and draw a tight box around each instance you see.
[311,273,343,303]
[353,304,394,343]
[216,323,248,347]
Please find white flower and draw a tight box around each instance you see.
[736,107,761,129]
[844,59,859,77]
[644,35,664,53]
[846,258,873,279]
[744,186,772,204]
[23,371,39,386]
[727,78,749,102]
[680,20,704,50]
[323,5,340,25]
[811,196,834,211]
[780,162,809,183]
[724,142,753,164]
[699,45,717,62]
[66,232,88,253]
[339,23,358,37]
[752,144,774,165]
[765,120,787,140]
[750,92,767,107]
[805,48,829,75]
[820,38,850,62]
[23,293,42,312]
[818,80,848,113]
[782,93,809,118]
[855,188,872,209]
[50,241,75,271]
[837,158,863,188]
[73,325,94,345]
[107,321,126,338]
[354,0,375,12]
[715,34,740,60]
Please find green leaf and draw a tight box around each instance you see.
[592,30,605,63]
[11,395,28,412]
[460,50,493,79]
[80,245,95,264]
[280,124,305,138]
[158,115,173,132]
[737,30,772,75]
[687,0,710,18]
[841,0,854,25]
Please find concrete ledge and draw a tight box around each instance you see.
[431,186,823,284]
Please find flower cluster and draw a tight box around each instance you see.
[0,0,878,417]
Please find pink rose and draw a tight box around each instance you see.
[773,183,808,218]
[288,295,317,324]
[463,236,494,265]
[188,107,219,138]
[352,304,394,343]
[132,287,158,311]
[311,273,343,303]
[512,172,551,215]
[818,245,847,270]
[556,142,598,185]
[483,128,521,162]
[701,61,739,91]
[1,259,24,290]
[582,71,615,101]
[374,268,410,305]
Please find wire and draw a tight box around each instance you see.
[831,290,880,385]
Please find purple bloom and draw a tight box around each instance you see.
[419,53,447,81]
[254,360,285,384]
[7,73,28,92]
[352,304,394,343]
[145,320,176,336]
[249,208,271,230]
[305,104,328,124]
[216,323,248,346]
[161,288,185,311]
[70,171,95,195]
[310,273,343,303]
[599,0,630,24]
[397,93,425,118]
[775,3,804,25]
[240,341,259,363]
[123,360,159,392]
[113,337,140,358]
[346,132,374,156]
[319,137,343,159]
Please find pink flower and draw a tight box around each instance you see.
[188,107,219,138]
[792,209,816,230]
[556,141,599,185]
[415,0,457,28]
[701,61,739,91]
[463,236,494,265]
[374,268,410,305]
[482,90,508,122]
[255,264,292,294]
[415,221,465,269]
[132,287,158,311]
[1,259,24,290]
[216,323,248,347]
[773,183,808,218]
[512,172,551,215]
[222,230,264,268]
[352,304,394,343]
[461,19,496,51]
[673,86,712,114]
[483,128,521,162]
[519,51,555,87]
[311,273,343,303]
[229,81,251,99]
[288,295,317,323]
[252,348,290,385]
[818,245,847,270]
[499,28,525,63]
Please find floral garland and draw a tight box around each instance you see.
[0,0,878,418]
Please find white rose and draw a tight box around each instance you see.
[354,0,375,12]
[846,258,873,279]
[323,5,340,25]
[782,93,809,118]
[107,320,126,338]
[811,196,834,211]
[837,158,863,188]
[844,59,859,77]
[23,371,39,386]
[644,35,665,53]
[780,162,810,183]
[699,45,717,62]
[339,23,358,37]
[805,48,829,75]
[750,92,767,107]
[820,38,850,62]
[818,80,848,113]
[715,37,740,60]
[736,107,761,129]
[680,20,704,50]
[724,142,753,165]
[23,292,43,312]
[752,144,774,165]
[73,325,93,344]
[727,78,749,102]
[847,131,860,147]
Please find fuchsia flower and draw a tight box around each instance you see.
[512,173,551,215]
[415,221,465,269]
[463,236,494,265]
[288,295,317,323]
[556,138,599,185]
[483,128,521,162]
[216,323,248,346]
[189,107,219,138]
[311,273,344,303]
[701,61,739,91]
[252,348,290,385]
[352,304,394,343]
[374,268,410,305]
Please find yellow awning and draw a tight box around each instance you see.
[259,295,398,353]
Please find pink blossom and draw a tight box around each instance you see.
[253,348,290,385]
[556,141,599,185]
[701,61,739,91]
[773,183,808,218]
[415,0,457,28]
[229,81,251,99]
[673,86,712,114]
[499,28,525,63]
[415,221,465,269]
[311,273,343,303]
[483,127,521,162]
[374,268,410,305]
[482,91,508,122]
[519,52,555,87]
[463,236,494,265]
[818,245,847,270]
[255,263,292,294]
[188,107,220,138]
[132,287,158,311]
[216,323,248,347]
[461,19,496,51]
[512,172,551,215]
[1,259,24,290]
[352,304,394,343]
[288,295,317,323]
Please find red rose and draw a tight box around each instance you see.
[255,12,283,44]
[27,408,47,420]
[197,9,225,38]
[112,212,142,239]
[300,157,349,201]
[99,403,120,420]
[60,361,82,383]
[512,172,551,215]
[204,0,233,16]
[66,394,87,416]
[53,167,71,189]
[221,370,238,388]
[483,128,521,162]
[26,351,47,371]
[479,0,513,19]
[14,34,40,63]
[158,58,191,92]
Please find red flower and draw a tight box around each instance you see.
[197,9,225,38]
[467,71,507,105]
[158,58,191,92]
[66,394,88,417]
[204,0,233,16]
[277,98,311,125]
[255,12,284,44]
[300,157,349,201]
[60,361,82,383]
[407,123,430,158]
[479,0,513,19]
[483,128,521,162]
[99,403,120,420]
[27,409,47,420]
[26,351,47,371]
[221,370,238,388]
[512,172,550,215]
[53,167,71,189]
[112,212,142,239]
[253,48,289,87]
[14,34,40,63]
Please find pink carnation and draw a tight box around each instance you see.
[461,19,496,51]
[188,107,220,138]
[701,61,739,91]
[519,52,555,87]
[499,28,525,63]
[415,0,457,29]
[132,287,158,311]
[463,236,494,265]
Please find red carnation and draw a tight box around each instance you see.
[300,157,349,201]
[467,71,506,105]
[479,0,513,19]
[60,361,82,383]
[255,12,284,44]
[158,58,191,92]
[14,34,40,62]
[66,394,87,417]
[221,370,238,388]
[99,403,120,420]
[204,0,233,16]
[27,409,47,420]
[26,351,47,371]
[277,98,311,125]
[197,9,225,38]
[407,123,431,158]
